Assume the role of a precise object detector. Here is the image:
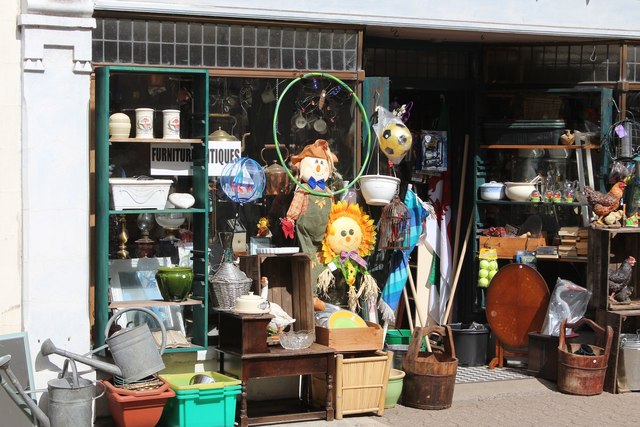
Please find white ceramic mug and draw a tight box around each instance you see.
[135,108,154,138]
[162,109,180,139]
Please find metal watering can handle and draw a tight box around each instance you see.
[59,358,80,388]
[104,307,167,355]
[58,358,106,400]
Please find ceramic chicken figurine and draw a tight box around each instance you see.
[281,139,338,288]
[583,181,626,226]
[609,256,636,304]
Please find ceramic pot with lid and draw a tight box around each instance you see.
[479,181,505,201]
[234,292,270,314]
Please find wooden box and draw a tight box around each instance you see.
[311,351,392,420]
[315,321,384,352]
[479,236,546,258]
[587,228,640,311]
[239,254,314,330]
[217,310,274,354]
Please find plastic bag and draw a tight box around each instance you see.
[373,106,413,164]
[540,278,591,336]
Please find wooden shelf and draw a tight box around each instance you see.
[477,200,587,207]
[109,137,202,144]
[109,298,203,309]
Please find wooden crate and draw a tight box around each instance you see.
[586,228,640,311]
[315,321,384,352]
[478,236,546,258]
[239,254,314,330]
[311,351,392,420]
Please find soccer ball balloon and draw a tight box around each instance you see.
[379,122,412,164]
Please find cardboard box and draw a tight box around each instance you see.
[479,236,546,258]
[315,321,384,352]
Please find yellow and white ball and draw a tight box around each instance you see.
[379,122,412,164]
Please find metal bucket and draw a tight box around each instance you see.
[402,325,458,410]
[619,330,640,391]
[557,318,613,396]
[47,359,105,427]
[104,307,167,382]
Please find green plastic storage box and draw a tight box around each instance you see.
[159,371,242,427]
[385,329,412,345]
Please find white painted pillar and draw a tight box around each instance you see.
[18,1,95,389]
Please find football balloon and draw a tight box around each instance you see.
[379,122,412,164]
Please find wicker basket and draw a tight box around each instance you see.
[209,261,252,310]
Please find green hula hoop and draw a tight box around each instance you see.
[271,72,372,197]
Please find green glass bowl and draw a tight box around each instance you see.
[155,266,194,302]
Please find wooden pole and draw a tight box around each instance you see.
[443,214,473,323]
[451,135,470,278]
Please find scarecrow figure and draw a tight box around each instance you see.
[281,139,338,288]
[318,201,379,312]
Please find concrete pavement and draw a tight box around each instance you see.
[287,377,640,427]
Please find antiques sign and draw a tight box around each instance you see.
[150,140,242,176]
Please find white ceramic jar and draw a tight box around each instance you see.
[109,113,131,138]
[162,109,180,139]
[135,108,154,138]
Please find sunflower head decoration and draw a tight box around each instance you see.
[319,201,379,311]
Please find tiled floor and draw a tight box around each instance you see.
[455,365,532,384]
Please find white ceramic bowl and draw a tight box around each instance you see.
[505,182,537,201]
[479,181,505,201]
[359,175,400,206]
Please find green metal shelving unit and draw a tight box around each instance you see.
[95,66,210,352]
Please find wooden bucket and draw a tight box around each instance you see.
[557,318,613,396]
[402,325,458,410]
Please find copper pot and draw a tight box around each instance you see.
[261,144,293,196]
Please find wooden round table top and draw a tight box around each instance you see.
[486,263,550,348]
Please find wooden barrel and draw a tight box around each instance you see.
[557,318,613,396]
[402,325,458,410]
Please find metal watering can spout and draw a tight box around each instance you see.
[41,307,167,382]
[0,354,51,427]
[40,339,123,378]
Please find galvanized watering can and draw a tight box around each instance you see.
[0,355,104,427]
[41,307,167,383]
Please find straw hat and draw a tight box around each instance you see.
[290,139,339,165]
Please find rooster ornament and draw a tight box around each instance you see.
[609,256,636,304]
[583,181,626,226]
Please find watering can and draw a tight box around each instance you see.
[41,307,167,383]
[0,355,104,427]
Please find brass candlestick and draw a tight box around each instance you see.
[116,214,130,259]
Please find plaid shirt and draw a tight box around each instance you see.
[286,188,308,220]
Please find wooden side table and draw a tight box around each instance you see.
[218,343,335,427]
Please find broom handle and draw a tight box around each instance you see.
[451,135,470,276]
[444,214,473,323]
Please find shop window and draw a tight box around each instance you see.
[93,18,359,72]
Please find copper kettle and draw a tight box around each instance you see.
[261,144,293,196]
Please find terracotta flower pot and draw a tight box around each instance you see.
[103,377,175,427]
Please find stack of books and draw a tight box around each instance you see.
[557,227,589,257]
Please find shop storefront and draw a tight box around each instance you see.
[5,0,640,424]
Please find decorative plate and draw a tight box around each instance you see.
[328,311,368,329]
[256,247,300,255]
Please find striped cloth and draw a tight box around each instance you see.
[378,188,429,323]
